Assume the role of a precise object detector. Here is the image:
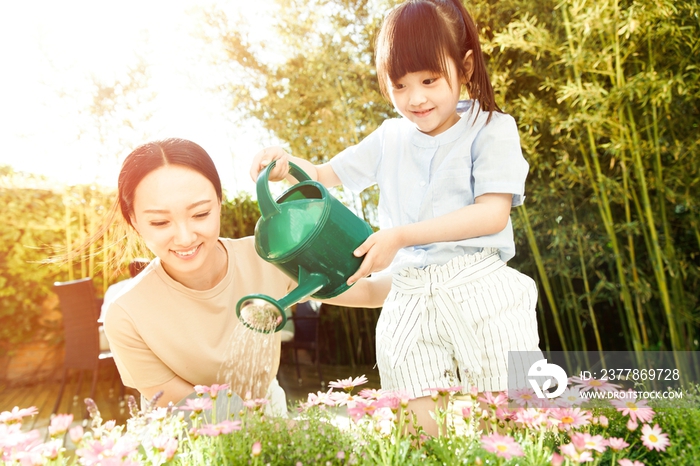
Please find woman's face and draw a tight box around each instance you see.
[130,165,222,285]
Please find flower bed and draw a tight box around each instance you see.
[1,376,699,465]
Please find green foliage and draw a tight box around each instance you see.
[220,192,261,239]
[0,168,118,354]
[0,170,66,353]
[6,380,700,464]
[479,0,700,354]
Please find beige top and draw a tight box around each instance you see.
[104,237,295,391]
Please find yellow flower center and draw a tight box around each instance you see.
[497,445,508,452]
[590,380,602,386]
[562,416,574,424]
[625,402,638,410]
[649,434,658,442]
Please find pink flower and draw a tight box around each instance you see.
[480,433,525,460]
[555,387,585,407]
[38,439,62,460]
[618,460,645,466]
[551,452,565,466]
[570,432,607,453]
[424,386,463,398]
[641,423,670,452]
[570,375,620,392]
[48,414,74,436]
[626,419,638,431]
[209,384,229,398]
[329,391,356,406]
[357,388,383,399]
[598,414,609,427]
[69,425,84,444]
[103,420,117,431]
[509,387,542,407]
[251,441,262,457]
[346,399,377,422]
[198,420,242,437]
[0,406,39,424]
[610,396,655,423]
[550,407,592,431]
[243,397,270,410]
[607,437,630,451]
[76,438,115,465]
[560,442,594,463]
[329,375,368,392]
[163,438,178,460]
[495,407,514,422]
[478,391,509,410]
[302,389,336,409]
[178,397,212,413]
[513,407,549,430]
[193,385,210,396]
[0,423,41,452]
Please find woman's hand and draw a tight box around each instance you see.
[347,228,405,284]
[250,146,291,182]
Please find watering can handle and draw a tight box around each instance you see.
[256,160,314,220]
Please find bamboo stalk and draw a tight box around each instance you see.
[518,205,569,356]
[625,105,685,382]
[78,188,86,279]
[571,202,606,367]
[88,195,96,279]
[64,195,73,282]
[562,2,642,353]
[618,118,649,348]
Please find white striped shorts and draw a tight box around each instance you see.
[375,248,541,398]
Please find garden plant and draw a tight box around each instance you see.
[2,375,698,465]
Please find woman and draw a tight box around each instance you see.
[99,138,387,413]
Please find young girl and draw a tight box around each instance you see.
[251,0,541,434]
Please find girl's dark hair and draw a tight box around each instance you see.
[375,0,501,119]
[118,138,222,227]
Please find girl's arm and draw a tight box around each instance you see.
[319,274,392,309]
[249,146,341,188]
[347,192,513,284]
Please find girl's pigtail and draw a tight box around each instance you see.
[443,0,501,120]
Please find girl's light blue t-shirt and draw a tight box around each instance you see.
[329,100,529,272]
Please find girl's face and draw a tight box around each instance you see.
[130,164,222,288]
[387,56,463,136]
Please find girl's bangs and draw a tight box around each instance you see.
[378,3,453,86]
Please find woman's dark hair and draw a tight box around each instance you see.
[56,138,222,272]
[375,0,501,119]
[118,138,222,227]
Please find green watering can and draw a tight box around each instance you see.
[236,161,373,333]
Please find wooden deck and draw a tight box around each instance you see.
[0,354,380,434]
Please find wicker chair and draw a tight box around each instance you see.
[52,277,121,415]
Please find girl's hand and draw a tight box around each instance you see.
[347,228,404,284]
[250,146,291,182]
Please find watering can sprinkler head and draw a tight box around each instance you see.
[236,295,287,334]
